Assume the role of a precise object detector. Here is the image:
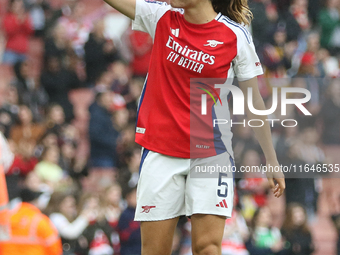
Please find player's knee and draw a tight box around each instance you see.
[192,239,220,255]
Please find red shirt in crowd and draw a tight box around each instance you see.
[7,155,38,176]
[3,13,33,54]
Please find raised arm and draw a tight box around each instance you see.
[104,0,136,20]
[239,77,285,198]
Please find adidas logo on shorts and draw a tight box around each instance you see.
[216,199,228,208]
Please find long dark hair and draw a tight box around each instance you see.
[210,0,253,25]
[281,203,311,236]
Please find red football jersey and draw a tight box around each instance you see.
[133,0,263,158]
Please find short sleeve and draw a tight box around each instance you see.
[232,30,263,81]
[132,0,171,39]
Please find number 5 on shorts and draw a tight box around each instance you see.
[217,173,228,197]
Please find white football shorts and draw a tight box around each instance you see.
[134,148,234,221]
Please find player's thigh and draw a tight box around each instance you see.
[191,214,226,255]
[135,148,189,221]
[141,217,179,255]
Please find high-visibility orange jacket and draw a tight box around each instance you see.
[0,132,13,241]
[0,163,9,242]
[0,202,62,255]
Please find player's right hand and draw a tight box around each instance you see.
[265,159,285,198]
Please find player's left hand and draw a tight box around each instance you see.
[265,158,285,198]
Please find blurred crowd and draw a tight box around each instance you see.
[0,0,340,254]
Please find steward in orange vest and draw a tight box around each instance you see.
[0,132,14,241]
[0,188,62,255]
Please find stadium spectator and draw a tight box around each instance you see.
[317,48,340,78]
[286,0,311,35]
[245,206,288,255]
[40,56,81,122]
[42,0,78,33]
[124,76,144,122]
[238,150,270,222]
[88,91,119,191]
[115,124,136,164]
[56,1,92,56]
[295,53,318,82]
[305,33,321,56]
[284,129,323,220]
[46,192,92,255]
[12,60,48,121]
[118,186,141,255]
[112,107,129,132]
[249,0,278,48]
[61,123,79,145]
[276,3,302,42]
[9,105,46,145]
[44,22,70,67]
[2,0,33,64]
[281,203,314,255]
[303,33,323,80]
[84,20,119,86]
[118,147,141,196]
[319,0,340,55]
[283,143,313,209]
[36,131,59,153]
[89,91,119,168]
[4,139,27,200]
[94,69,115,91]
[7,138,38,177]
[0,86,20,137]
[262,26,293,78]
[75,193,114,255]
[24,171,52,210]
[34,146,63,188]
[60,141,88,184]
[110,61,130,94]
[104,183,123,228]
[104,184,123,254]
[45,104,66,136]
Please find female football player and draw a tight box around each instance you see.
[103,0,285,254]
